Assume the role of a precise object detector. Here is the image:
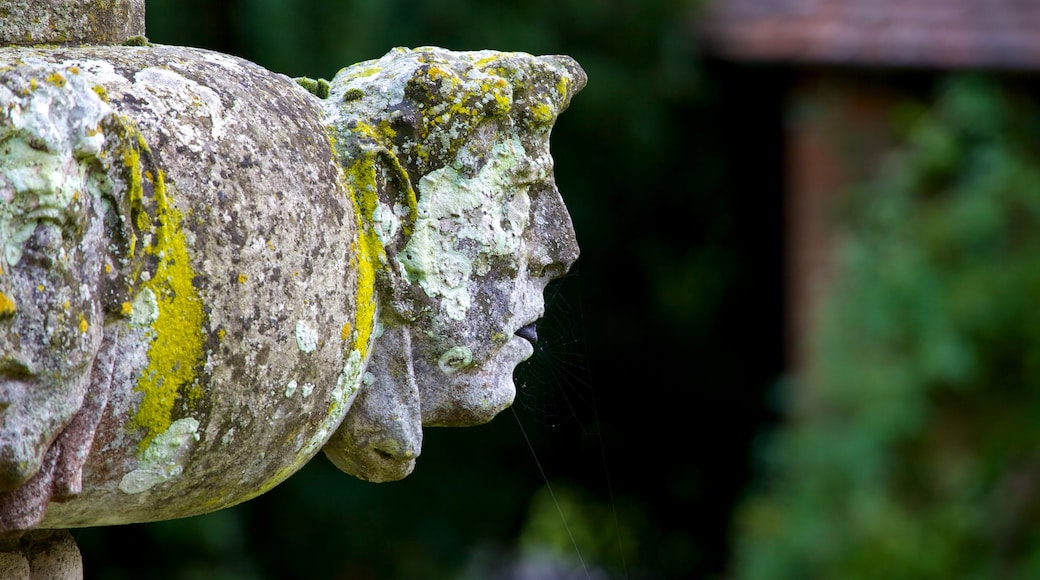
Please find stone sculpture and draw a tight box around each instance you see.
[319,49,582,482]
[0,3,584,572]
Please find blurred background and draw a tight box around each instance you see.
[73,0,1040,578]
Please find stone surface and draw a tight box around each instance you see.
[321,47,585,480]
[0,550,29,579]
[25,530,81,578]
[0,530,81,578]
[0,43,584,535]
[1,45,366,528]
[0,0,146,46]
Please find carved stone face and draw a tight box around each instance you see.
[0,146,107,491]
[322,48,584,482]
[0,206,108,491]
[402,129,579,427]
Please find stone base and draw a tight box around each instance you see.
[0,530,82,579]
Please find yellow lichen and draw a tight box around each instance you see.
[530,102,555,124]
[237,273,248,284]
[343,66,382,81]
[0,292,15,316]
[378,120,396,141]
[121,140,206,451]
[474,55,506,68]
[78,315,88,334]
[345,155,379,360]
[555,75,570,99]
[341,321,352,341]
[44,72,66,87]
[427,66,459,92]
[122,147,148,234]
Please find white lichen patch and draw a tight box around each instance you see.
[371,202,401,246]
[0,62,111,267]
[129,287,159,327]
[301,382,315,398]
[133,67,227,147]
[334,350,364,410]
[118,417,201,494]
[284,379,298,398]
[294,319,318,353]
[438,345,474,374]
[287,349,366,471]
[397,136,534,320]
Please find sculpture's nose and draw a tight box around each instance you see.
[526,182,579,280]
[361,434,420,480]
[323,384,423,482]
[322,328,424,482]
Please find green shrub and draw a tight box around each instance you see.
[734,75,1040,580]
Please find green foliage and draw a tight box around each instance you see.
[733,75,1040,579]
[518,480,644,574]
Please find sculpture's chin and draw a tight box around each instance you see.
[422,337,528,427]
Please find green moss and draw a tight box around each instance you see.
[295,76,330,98]
[123,35,151,47]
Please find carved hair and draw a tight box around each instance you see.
[327,47,585,178]
[322,47,585,320]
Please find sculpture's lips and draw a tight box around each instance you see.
[516,322,538,344]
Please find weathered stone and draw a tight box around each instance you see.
[0,0,146,46]
[0,550,28,579]
[0,43,585,530]
[1,45,366,527]
[25,530,81,578]
[1,9,587,580]
[320,47,585,481]
[0,530,80,578]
